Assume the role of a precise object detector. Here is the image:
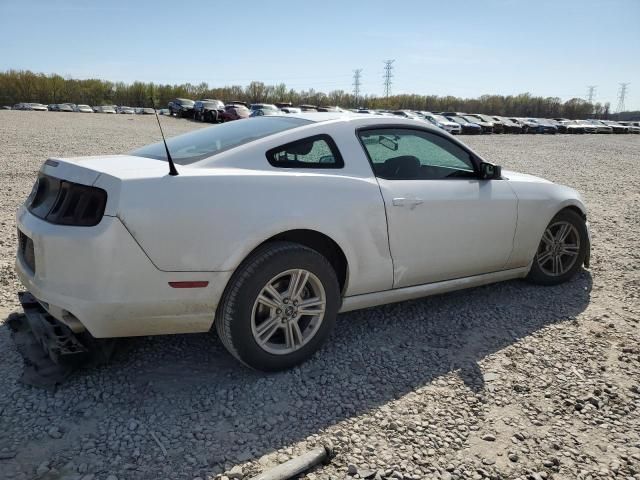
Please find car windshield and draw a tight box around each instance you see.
[130,116,312,165]
[201,102,221,108]
[177,99,194,105]
[433,115,449,122]
[449,116,467,123]
[463,116,479,123]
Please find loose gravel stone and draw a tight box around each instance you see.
[0,112,638,480]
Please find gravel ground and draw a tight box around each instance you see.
[0,111,638,480]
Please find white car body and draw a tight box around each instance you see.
[75,104,93,113]
[421,112,462,134]
[16,114,588,340]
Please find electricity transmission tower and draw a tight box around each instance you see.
[586,85,596,103]
[383,60,395,99]
[616,83,629,113]
[352,69,362,106]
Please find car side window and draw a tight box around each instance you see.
[266,134,344,169]
[358,128,476,180]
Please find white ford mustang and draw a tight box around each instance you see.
[16,113,590,370]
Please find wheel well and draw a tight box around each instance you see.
[561,205,587,221]
[262,229,348,293]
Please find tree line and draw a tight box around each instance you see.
[0,69,619,119]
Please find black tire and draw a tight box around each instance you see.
[215,241,340,371]
[526,209,589,286]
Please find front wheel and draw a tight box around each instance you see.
[215,241,340,371]
[526,209,589,286]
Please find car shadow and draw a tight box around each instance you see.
[2,272,592,476]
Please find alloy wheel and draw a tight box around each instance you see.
[251,269,326,355]
[536,221,580,276]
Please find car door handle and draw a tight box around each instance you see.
[392,197,424,209]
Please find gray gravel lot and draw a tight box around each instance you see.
[0,111,638,480]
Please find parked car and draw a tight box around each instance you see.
[509,118,538,134]
[585,120,613,134]
[445,115,483,134]
[461,115,494,133]
[117,106,136,114]
[221,104,251,121]
[227,101,249,108]
[529,119,558,134]
[58,104,74,112]
[75,104,93,113]
[469,114,504,133]
[61,103,77,111]
[15,114,591,371]
[48,104,59,111]
[553,119,588,134]
[138,108,156,115]
[250,108,282,117]
[391,110,422,120]
[493,116,523,134]
[280,107,302,114]
[574,120,599,134]
[95,105,116,114]
[1,105,11,110]
[299,105,318,112]
[250,103,279,113]
[193,99,225,122]
[617,121,640,133]
[421,112,462,135]
[29,103,48,112]
[168,98,195,118]
[599,120,629,134]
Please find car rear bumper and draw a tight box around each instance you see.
[15,206,232,338]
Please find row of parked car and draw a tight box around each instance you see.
[6,101,640,134]
[380,110,640,135]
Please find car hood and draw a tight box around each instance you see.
[502,169,552,184]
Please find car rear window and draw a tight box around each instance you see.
[130,116,312,165]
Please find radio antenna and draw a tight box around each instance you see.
[149,94,179,176]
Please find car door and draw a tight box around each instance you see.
[358,127,518,288]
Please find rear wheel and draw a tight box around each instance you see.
[215,241,340,371]
[526,209,588,285]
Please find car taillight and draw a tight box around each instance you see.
[27,174,107,226]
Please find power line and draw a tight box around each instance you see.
[352,69,362,105]
[383,60,395,99]
[586,85,596,103]
[616,83,629,113]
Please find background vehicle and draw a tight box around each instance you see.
[221,104,250,121]
[58,103,74,112]
[138,107,156,115]
[586,120,613,133]
[168,98,195,118]
[493,116,523,133]
[599,120,629,134]
[469,114,504,133]
[94,105,116,114]
[250,103,279,113]
[462,114,494,133]
[618,121,640,133]
[15,114,590,372]
[117,106,136,114]
[421,112,462,134]
[280,107,302,114]
[193,99,225,122]
[574,120,598,133]
[445,115,483,134]
[510,118,538,133]
[529,118,558,134]
[75,104,93,113]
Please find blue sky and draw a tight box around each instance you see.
[1,0,639,109]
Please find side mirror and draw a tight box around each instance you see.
[479,162,502,180]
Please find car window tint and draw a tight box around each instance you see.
[267,135,344,169]
[358,128,476,180]
[131,116,311,165]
